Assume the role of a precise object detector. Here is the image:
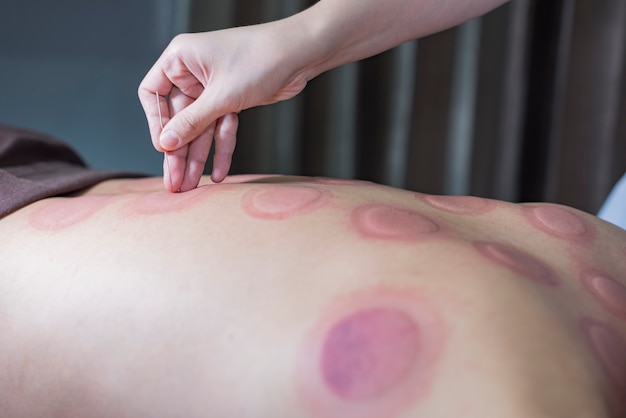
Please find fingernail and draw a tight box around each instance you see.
[160,131,180,149]
[212,168,222,182]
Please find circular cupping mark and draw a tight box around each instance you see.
[580,317,626,401]
[352,204,440,241]
[28,195,112,231]
[321,308,420,399]
[241,186,331,220]
[581,270,626,322]
[419,194,496,215]
[473,241,559,286]
[524,204,591,241]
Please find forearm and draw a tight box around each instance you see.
[289,0,509,79]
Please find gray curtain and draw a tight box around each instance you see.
[190,0,626,214]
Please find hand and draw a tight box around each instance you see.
[138,25,311,192]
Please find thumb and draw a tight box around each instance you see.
[159,94,223,151]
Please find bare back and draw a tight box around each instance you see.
[0,175,624,417]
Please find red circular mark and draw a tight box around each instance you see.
[321,308,420,399]
[126,185,214,216]
[524,204,590,240]
[580,317,626,407]
[419,194,495,215]
[581,270,626,321]
[28,195,112,231]
[473,241,559,286]
[352,204,440,241]
[241,186,331,220]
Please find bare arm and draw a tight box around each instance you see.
[296,0,509,77]
[138,0,509,192]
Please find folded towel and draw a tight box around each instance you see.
[0,124,144,218]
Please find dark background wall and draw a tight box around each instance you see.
[0,0,190,174]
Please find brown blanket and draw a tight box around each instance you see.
[0,124,145,218]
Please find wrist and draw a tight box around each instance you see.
[281,0,406,80]
[268,11,331,85]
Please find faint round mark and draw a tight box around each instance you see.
[28,195,112,231]
[524,204,590,240]
[419,194,496,215]
[241,186,331,220]
[581,270,626,321]
[352,204,440,241]
[580,317,626,402]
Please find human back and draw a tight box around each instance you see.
[0,175,623,417]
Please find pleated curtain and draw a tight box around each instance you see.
[191,0,626,214]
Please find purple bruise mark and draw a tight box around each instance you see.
[352,204,440,241]
[320,308,420,400]
[473,241,560,286]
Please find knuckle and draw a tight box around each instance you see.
[166,34,183,51]
[162,35,189,69]
[137,81,150,100]
[225,123,238,137]
[168,33,191,55]
[137,83,143,98]
[190,151,210,166]
[171,33,190,45]
[215,133,236,150]
[215,138,236,156]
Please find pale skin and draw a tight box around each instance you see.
[0,175,624,417]
[138,0,509,192]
